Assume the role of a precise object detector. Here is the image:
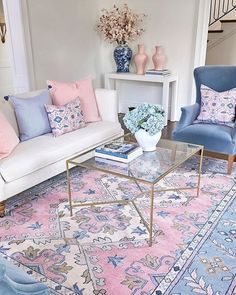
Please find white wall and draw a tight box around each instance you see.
[206,30,236,65]
[26,0,200,117]
[98,0,200,115]
[0,0,14,98]
[26,0,102,89]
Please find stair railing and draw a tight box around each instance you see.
[209,0,236,26]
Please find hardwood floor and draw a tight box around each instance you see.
[118,114,235,162]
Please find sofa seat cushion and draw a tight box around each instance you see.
[172,123,235,154]
[0,121,122,182]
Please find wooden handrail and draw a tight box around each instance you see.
[209,0,236,26]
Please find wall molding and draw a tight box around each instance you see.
[20,0,36,90]
[193,0,211,68]
[2,0,35,93]
[191,0,211,103]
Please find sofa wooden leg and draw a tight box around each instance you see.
[227,155,235,175]
[0,201,5,217]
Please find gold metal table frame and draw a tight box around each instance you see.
[66,134,203,247]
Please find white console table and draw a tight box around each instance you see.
[104,72,179,126]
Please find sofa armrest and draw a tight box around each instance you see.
[95,89,118,123]
[175,103,200,131]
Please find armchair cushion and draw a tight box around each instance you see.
[173,123,236,155]
[195,84,236,127]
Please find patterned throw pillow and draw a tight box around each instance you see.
[45,98,85,137]
[195,84,236,127]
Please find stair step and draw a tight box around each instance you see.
[208,30,224,33]
[220,19,236,23]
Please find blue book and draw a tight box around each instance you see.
[95,142,140,159]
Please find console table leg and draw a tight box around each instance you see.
[170,79,179,121]
[162,81,170,126]
[0,201,5,217]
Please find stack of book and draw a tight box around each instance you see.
[145,69,171,76]
[95,141,143,163]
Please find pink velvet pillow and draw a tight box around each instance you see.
[47,78,101,123]
[0,111,19,159]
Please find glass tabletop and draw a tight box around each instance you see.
[68,135,202,185]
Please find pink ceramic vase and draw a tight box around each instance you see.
[134,44,148,75]
[152,46,166,70]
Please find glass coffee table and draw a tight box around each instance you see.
[66,134,203,246]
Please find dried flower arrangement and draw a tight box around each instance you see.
[97,4,146,45]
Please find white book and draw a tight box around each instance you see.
[95,147,143,163]
[145,72,171,76]
[146,68,170,73]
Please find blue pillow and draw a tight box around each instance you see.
[9,91,52,141]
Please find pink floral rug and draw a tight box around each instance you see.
[0,157,235,294]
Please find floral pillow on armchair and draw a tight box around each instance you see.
[195,84,236,127]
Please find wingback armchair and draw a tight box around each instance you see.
[172,66,236,174]
[0,256,49,294]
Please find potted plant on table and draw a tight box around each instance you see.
[96,4,146,73]
[123,103,165,151]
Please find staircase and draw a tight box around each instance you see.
[209,0,236,26]
[208,1,236,47]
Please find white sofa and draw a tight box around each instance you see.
[0,88,123,215]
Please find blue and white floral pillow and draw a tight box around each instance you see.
[45,98,85,137]
[195,84,236,127]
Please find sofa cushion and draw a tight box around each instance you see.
[0,121,122,182]
[47,78,101,123]
[0,100,19,136]
[0,89,47,137]
[45,98,85,137]
[9,90,52,141]
[0,111,19,159]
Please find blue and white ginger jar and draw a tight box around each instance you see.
[114,44,132,73]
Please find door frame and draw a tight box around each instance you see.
[191,0,211,103]
[2,0,35,93]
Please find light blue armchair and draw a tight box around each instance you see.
[172,66,236,174]
[0,256,49,294]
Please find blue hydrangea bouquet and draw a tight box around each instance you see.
[123,103,165,136]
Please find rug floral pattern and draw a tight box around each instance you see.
[0,157,235,294]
